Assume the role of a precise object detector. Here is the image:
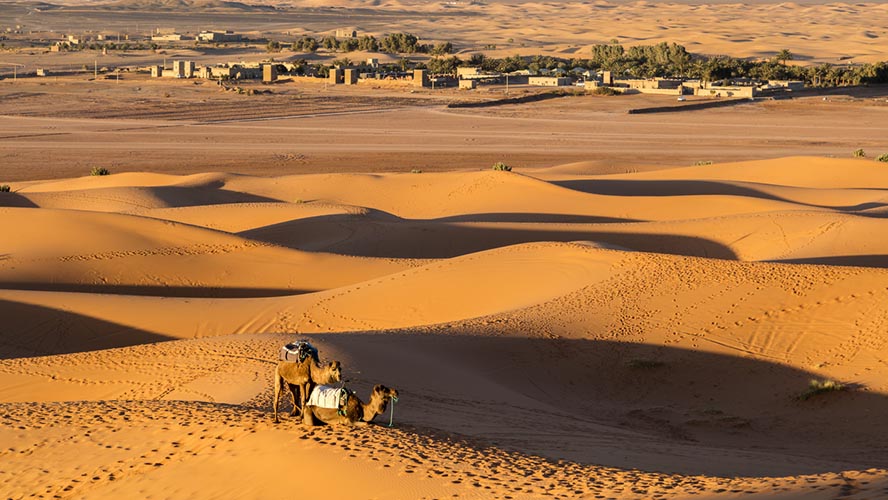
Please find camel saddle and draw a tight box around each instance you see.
[279,340,319,363]
[307,384,352,415]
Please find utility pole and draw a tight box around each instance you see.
[0,62,25,82]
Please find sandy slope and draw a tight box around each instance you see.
[3,157,888,499]
[0,207,412,296]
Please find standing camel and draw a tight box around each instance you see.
[302,384,399,426]
[272,358,342,423]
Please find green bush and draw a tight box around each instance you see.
[694,160,713,166]
[90,167,110,176]
[798,379,846,401]
[877,153,888,163]
[0,185,10,193]
[853,148,866,158]
[492,162,512,172]
[589,86,618,96]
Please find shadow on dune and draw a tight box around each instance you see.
[0,299,171,359]
[0,283,314,298]
[313,332,888,477]
[0,193,38,208]
[553,179,888,212]
[435,213,643,224]
[146,186,281,208]
[776,255,888,268]
[240,214,738,260]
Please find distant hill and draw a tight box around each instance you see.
[94,0,279,11]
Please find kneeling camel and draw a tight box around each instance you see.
[302,384,399,427]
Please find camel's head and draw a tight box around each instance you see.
[371,384,399,413]
[322,360,342,384]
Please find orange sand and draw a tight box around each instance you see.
[3,157,888,498]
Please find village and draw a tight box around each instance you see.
[1,24,809,100]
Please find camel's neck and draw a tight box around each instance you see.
[359,395,385,422]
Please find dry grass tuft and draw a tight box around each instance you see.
[798,379,846,401]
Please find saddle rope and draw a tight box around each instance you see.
[388,396,399,428]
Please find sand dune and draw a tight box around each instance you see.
[0,207,411,297]
[4,156,888,498]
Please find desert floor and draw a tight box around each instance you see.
[2,75,888,181]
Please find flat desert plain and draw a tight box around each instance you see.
[4,0,888,498]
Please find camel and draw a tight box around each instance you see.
[302,384,399,427]
[272,359,342,423]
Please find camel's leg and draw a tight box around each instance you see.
[298,382,311,417]
[272,371,282,424]
[302,406,317,426]
[288,383,300,416]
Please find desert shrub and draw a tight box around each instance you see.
[853,148,866,158]
[90,167,110,176]
[589,86,618,96]
[0,184,10,192]
[877,153,888,163]
[492,161,512,172]
[626,359,665,369]
[410,168,423,174]
[694,160,713,166]
[798,379,846,401]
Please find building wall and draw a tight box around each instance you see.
[457,67,481,79]
[617,78,683,90]
[343,68,358,85]
[329,68,343,84]
[695,85,756,98]
[198,31,242,42]
[413,69,429,88]
[528,76,571,86]
[262,64,278,83]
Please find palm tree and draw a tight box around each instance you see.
[775,49,794,66]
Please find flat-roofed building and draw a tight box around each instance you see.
[343,68,358,85]
[197,31,242,42]
[262,63,278,83]
[413,69,429,87]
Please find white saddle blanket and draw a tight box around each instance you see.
[307,385,347,409]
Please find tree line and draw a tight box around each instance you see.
[418,42,888,86]
[282,33,452,56]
